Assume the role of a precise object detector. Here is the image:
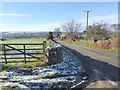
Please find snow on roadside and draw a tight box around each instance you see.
[0,46,85,89]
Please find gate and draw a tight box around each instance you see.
[0,41,47,64]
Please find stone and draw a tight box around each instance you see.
[47,45,63,65]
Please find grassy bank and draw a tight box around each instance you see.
[63,39,119,54]
[1,59,48,71]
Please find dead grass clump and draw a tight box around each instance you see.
[96,38,120,50]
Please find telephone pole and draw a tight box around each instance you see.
[84,10,92,30]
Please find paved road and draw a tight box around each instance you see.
[59,41,119,67]
[58,41,120,88]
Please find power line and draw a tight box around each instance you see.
[84,10,92,30]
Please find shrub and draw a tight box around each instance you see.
[95,38,119,50]
[110,38,120,49]
[96,40,111,49]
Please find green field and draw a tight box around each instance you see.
[0,38,48,70]
[0,38,46,44]
[0,38,47,49]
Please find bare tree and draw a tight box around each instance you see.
[86,21,111,40]
[111,24,120,32]
[110,24,120,38]
[54,28,61,38]
[61,19,82,40]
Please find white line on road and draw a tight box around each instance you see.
[93,69,118,86]
[107,80,118,86]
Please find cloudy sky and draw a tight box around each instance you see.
[0,2,118,32]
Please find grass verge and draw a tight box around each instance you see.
[63,39,119,54]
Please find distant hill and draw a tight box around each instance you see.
[0,32,48,38]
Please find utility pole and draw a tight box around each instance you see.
[84,10,92,30]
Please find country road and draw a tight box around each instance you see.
[58,41,120,89]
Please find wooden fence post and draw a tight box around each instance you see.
[43,41,47,57]
[23,44,26,64]
[3,45,7,64]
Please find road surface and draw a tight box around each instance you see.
[58,41,119,89]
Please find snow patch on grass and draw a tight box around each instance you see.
[0,47,85,89]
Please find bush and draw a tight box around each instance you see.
[96,40,111,49]
[110,38,120,49]
[96,38,119,50]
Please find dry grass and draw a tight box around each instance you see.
[64,39,119,54]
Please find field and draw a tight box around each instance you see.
[0,38,86,89]
[0,38,48,70]
[0,38,46,44]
